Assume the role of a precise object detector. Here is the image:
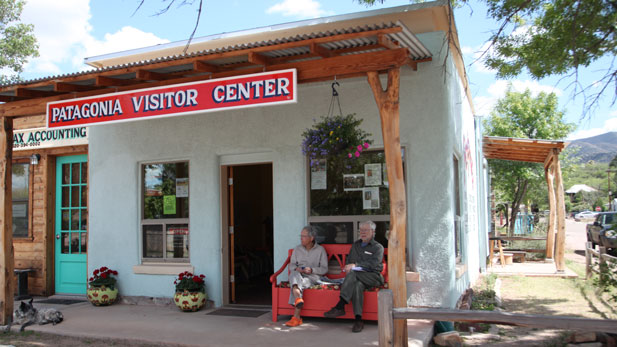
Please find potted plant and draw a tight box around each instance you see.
[173,271,207,312]
[87,266,119,306]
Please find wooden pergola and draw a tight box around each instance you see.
[483,136,569,270]
[0,6,473,341]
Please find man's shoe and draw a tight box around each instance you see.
[352,320,364,333]
[285,316,303,327]
[323,307,345,318]
[294,297,304,308]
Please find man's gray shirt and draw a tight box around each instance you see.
[346,239,384,273]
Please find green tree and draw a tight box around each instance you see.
[0,0,38,84]
[355,0,617,116]
[484,88,575,234]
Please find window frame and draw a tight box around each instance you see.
[12,158,34,240]
[452,154,463,264]
[140,160,190,263]
[306,147,406,246]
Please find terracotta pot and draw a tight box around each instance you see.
[87,285,118,306]
[174,290,207,312]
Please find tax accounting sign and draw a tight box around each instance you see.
[46,69,297,129]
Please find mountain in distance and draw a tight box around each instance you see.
[569,131,617,163]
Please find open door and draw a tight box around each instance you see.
[225,163,273,305]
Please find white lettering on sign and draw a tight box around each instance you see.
[51,99,123,124]
[212,78,290,103]
[130,89,198,113]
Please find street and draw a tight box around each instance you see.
[565,218,589,264]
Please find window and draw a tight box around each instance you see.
[453,155,462,263]
[308,149,405,247]
[141,161,189,262]
[12,162,30,238]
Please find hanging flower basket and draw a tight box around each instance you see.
[301,114,372,165]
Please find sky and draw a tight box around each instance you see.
[14,0,617,141]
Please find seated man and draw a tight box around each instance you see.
[324,220,384,332]
[285,225,328,327]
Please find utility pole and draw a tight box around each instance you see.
[608,169,615,210]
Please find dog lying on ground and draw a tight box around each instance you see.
[2,298,63,332]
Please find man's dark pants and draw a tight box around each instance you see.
[339,270,384,316]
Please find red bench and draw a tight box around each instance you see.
[269,243,388,322]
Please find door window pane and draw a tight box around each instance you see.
[62,164,70,184]
[81,162,88,184]
[61,232,70,254]
[71,186,80,207]
[70,233,80,254]
[71,163,80,184]
[80,232,87,253]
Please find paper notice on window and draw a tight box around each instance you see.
[343,174,364,191]
[364,163,382,186]
[310,159,327,190]
[163,195,176,215]
[362,187,380,209]
[176,178,189,198]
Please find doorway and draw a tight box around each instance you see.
[226,163,273,305]
[55,154,88,294]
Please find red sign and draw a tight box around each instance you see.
[46,69,297,129]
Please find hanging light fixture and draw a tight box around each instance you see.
[30,154,41,165]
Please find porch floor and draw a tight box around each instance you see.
[487,260,578,278]
[11,296,434,346]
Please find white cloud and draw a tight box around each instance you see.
[568,116,617,140]
[473,79,563,117]
[266,0,331,18]
[20,0,168,76]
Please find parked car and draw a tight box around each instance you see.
[575,210,598,220]
[587,212,617,248]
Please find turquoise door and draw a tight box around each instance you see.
[55,155,88,294]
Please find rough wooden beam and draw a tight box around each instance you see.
[545,165,556,260]
[392,308,617,333]
[367,68,407,347]
[54,82,102,92]
[0,26,405,94]
[193,61,218,73]
[553,149,566,271]
[0,95,29,102]
[95,75,139,87]
[136,69,174,81]
[0,49,411,118]
[377,34,400,50]
[310,42,332,58]
[247,52,270,66]
[15,88,59,98]
[0,117,13,325]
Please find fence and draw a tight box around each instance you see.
[585,242,617,279]
[377,289,617,347]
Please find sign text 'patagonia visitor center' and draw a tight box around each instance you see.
[46,69,297,129]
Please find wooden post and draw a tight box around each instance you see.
[599,246,607,270]
[378,289,394,347]
[585,242,592,280]
[544,165,556,260]
[367,68,408,346]
[0,117,13,325]
[553,150,566,272]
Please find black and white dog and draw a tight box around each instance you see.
[3,298,63,332]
